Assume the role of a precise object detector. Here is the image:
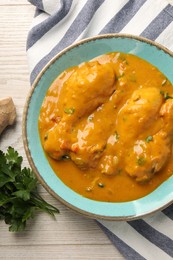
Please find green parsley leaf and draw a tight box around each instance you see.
[88,115,93,122]
[145,136,153,143]
[118,53,129,65]
[137,157,146,166]
[6,146,23,166]
[160,91,173,100]
[0,147,59,232]
[64,107,75,114]
[12,190,31,201]
[114,131,120,142]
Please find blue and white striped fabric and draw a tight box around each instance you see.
[27,1,173,259]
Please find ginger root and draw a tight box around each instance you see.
[0,97,16,135]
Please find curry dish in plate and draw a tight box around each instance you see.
[38,52,173,202]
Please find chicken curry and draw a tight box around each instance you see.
[39,52,173,202]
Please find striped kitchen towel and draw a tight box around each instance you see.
[27,0,173,259]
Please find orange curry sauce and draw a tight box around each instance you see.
[39,52,173,202]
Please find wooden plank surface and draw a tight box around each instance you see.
[0,0,30,5]
[0,2,123,259]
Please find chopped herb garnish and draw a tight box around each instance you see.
[161,79,167,86]
[114,131,120,142]
[64,107,75,114]
[145,135,153,143]
[137,157,146,166]
[117,72,125,79]
[88,115,93,122]
[98,182,105,188]
[165,93,173,100]
[117,169,122,175]
[61,155,70,160]
[44,133,48,141]
[160,91,173,100]
[118,54,128,64]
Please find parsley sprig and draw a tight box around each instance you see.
[0,147,59,232]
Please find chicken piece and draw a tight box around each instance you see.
[116,87,163,143]
[57,61,116,121]
[99,154,119,175]
[97,87,163,176]
[70,142,107,170]
[160,98,173,137]
[69,91,122,169]
[125,134,170,182]
[43,61,116,159]
[125,99,173,182]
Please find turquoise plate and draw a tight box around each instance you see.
[23,34,173,220]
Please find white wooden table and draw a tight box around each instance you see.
[0,1,123,259]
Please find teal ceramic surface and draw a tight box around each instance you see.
[23,34,173,220]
